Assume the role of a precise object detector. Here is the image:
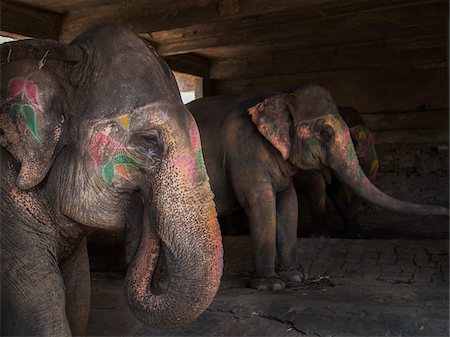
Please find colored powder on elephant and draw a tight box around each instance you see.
[299,126,312,138]
[172,153,200,183]
[358,130,366,142]
[207,205,224,271]
[6,79,44,141]
[357,167,365,180]
[369,159,379,178]
[101,154,138,185]
[89,132,127,168]
[317,196,326,209]
[190,121,206,180]
[10,103,41,141]
[196,149,206,179]
[117,114,130,129]
[347,145,356,160]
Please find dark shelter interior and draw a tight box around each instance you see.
[1,1,448,336]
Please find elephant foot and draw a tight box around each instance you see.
[278,266,308,284]
[249,276,285,291]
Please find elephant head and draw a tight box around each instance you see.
[248,84,448,216]
[1,26,223,328]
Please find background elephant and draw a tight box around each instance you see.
[187,85,448,291]
[295,107,379,238]
[1,25,222,337]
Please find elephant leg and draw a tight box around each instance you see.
[275,183,307,283]
[60,238,91,336]
[300,172,331,237]
[241,185,285,291]
[1,240,71,336]
[327,180,362,238]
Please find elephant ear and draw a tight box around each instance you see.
[1,58,66,190]
[248,96,293,160]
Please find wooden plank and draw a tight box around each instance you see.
[373,129,449,144]
[210,35,447,80]
[361,110,449,131]
[154,1,447,55]
[211,66,448,113]
[59,0,445,43]
[60,0,340,42]
[163,54,211,78]
[0,1,63,40]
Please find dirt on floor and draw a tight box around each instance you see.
[87,214,449,336]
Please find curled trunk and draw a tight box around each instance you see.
[125,150,223,328]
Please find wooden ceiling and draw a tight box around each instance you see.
[2,1,447,61]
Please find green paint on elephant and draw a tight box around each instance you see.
[347,146,355,160]
[357,167,365,180]
[270,123,278,134]
[196,148,206,179]
[10,103,41,141]
[101,154,138,185]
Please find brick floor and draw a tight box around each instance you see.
[88,236,449,336]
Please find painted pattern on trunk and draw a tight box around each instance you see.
[190,120,206,181]
[6,78,42,141]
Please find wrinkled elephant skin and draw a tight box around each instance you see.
[187,85,448,291]
[295,107,379,238]
[1,25,222,337]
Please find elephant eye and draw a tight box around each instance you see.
[318,126,333,143]
[130,131,163,160]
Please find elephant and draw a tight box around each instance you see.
[294,107,378,238]
[1,25,223,337]
[186,85,448,291]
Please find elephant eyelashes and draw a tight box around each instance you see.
[130,132,163,163]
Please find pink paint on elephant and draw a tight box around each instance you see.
[171,153,199,183]
[190,121,201,150]
[7,78,42,110]
[89,132,126,168]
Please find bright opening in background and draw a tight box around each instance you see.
[173,71,203,104]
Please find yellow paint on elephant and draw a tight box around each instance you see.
[370,159,379,175]
[318,197,326,209]
[117,114,130,129]
[358,130,367,142]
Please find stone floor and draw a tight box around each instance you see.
[87,215,449,337]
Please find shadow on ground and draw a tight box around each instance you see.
[87,215,449,337]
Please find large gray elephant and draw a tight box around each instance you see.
[187,86,448,291]
[1,26,223,336]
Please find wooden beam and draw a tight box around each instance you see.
[212,66,448,113]
[361,110,449,131]
[59,0,445,43]
[154,1,447,55]
[163,54,211,78]
[210,35,447,80]
[373,129,449,144]
[0,0,63,40]
[60,0,339,42]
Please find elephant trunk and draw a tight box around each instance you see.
[328,118,449,216]
[125,116,223,328]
